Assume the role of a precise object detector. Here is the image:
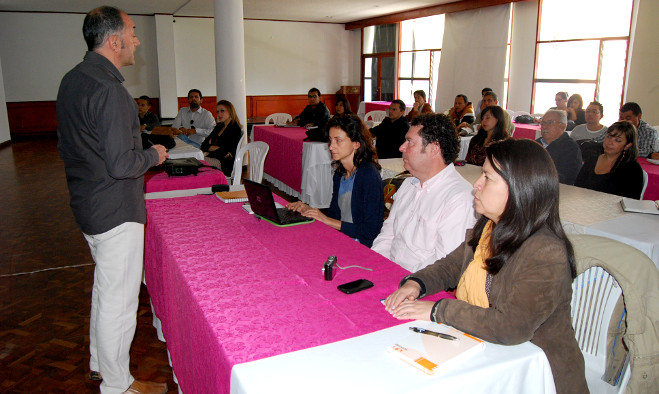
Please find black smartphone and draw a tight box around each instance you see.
[337,279,374,294]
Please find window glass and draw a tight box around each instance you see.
[598,40,627,125]
[535,41,600,80]
[400,15,445,51]
[363,24,396,54]
[534,83,596,115]
[539,0,632,41]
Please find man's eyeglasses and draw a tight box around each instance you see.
[308,95,319,98]
[585,110,600,114]
[541,120,560,126]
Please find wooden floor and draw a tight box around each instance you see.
[0,137,183,392]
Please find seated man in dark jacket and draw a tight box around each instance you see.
[370,100,410,159]
[290,87,331,129]
[536,109,582,185]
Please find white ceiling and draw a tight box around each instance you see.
[0,0,456,23]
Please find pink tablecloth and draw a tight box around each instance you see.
[512,122,541,140]
[144,195,452,394]
[639,158,659,201]
[253,125,306,192]
[144,167,227,193]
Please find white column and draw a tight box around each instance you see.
[0,56,10,143]
[214,0,247,129]
[155,14,179,119]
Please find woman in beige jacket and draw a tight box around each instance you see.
[385,139,588,394]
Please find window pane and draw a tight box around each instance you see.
[363,24,396,54]
[399,52,413,78]
[381,57,396,102]
[363,78,373,101]
[400,14,445,51]
[536,41,599,80]
[533,83,596,115]
[399,80,430,108]
[364,58,373,78]
[539,0,633,41]
[430,50,441,107]
[412,51,430,78]
[597,40,627,125]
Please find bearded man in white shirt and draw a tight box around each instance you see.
[372,113,477,272]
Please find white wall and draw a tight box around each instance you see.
[0,56,10,143]
[0,13,159,101]
[244,20,358,95]
[626,0,659,126]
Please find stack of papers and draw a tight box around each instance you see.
[620,197,659,215]
[215,190,248,203]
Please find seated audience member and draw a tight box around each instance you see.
[570,101,607,142]
[465,106,511,166]
[200,100,243,177]
[406,90,433,122]
[537,109,582,184]
[290,87,331,129]
[172,89,216,148]
[449,94,475,130]
[287,115,384,247]
[370,100,410,159]
[618,102,658,157]
[333,97,353,117]
[550,91,575,131]
[384,138,588,394]
[566,94,586,128]
[474,87,493,117]
[372,113,476,272]
[574,121,644,199]
[137,95,160,133]
[473,91,513,134]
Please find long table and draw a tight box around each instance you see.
[252,125,333,208]
[144,166,226,193]
[144,195,553,394]
[429,162,659,270]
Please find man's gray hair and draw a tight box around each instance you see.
[544,109,567,125]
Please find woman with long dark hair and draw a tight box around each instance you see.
[575,121,643,198]
[465,105,510,166]
[287,115,384,247]
[384,139,588,394]
[334,97,353,116]
[201,99,243,177]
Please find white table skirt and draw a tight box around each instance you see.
[458,135,473,161]
[167,138,204,161]
[230,320,556,394]
[300,141,333,208]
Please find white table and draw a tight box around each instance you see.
[300,141,333,207]
[167,138,204,161]
[230,320,556,394]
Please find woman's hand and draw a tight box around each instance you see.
[286,201,310,213]
[384,280,421,312]
[566,107,576,120]
[208,145,219,152]
[389,299,435,321]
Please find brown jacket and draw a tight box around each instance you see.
[412,228,589,394]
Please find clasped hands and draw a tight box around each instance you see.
[383,280,434,321]
[178,127,196,136]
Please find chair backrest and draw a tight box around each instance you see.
[364,110,386,123]
[230,141,269,187]
[640,170,649,199]
[265,113,292,125]
[571,266,623,373]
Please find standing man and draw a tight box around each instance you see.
[536,109,582,185]
[172,89,216,148]
[56,6,168,394]
[370,100,410,159]
[371,114,476,272]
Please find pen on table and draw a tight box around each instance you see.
[409,326,459,341]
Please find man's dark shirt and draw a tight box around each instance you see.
[536,132,582,185]
[295,102,331,129]
[370,116,410,159]
[140,111,161,132]
[57,51,158,235]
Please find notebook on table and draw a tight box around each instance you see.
[243,179,314,227]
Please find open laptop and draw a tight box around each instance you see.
[243,179,314,227]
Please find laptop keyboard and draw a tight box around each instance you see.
[276,208,312,225]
